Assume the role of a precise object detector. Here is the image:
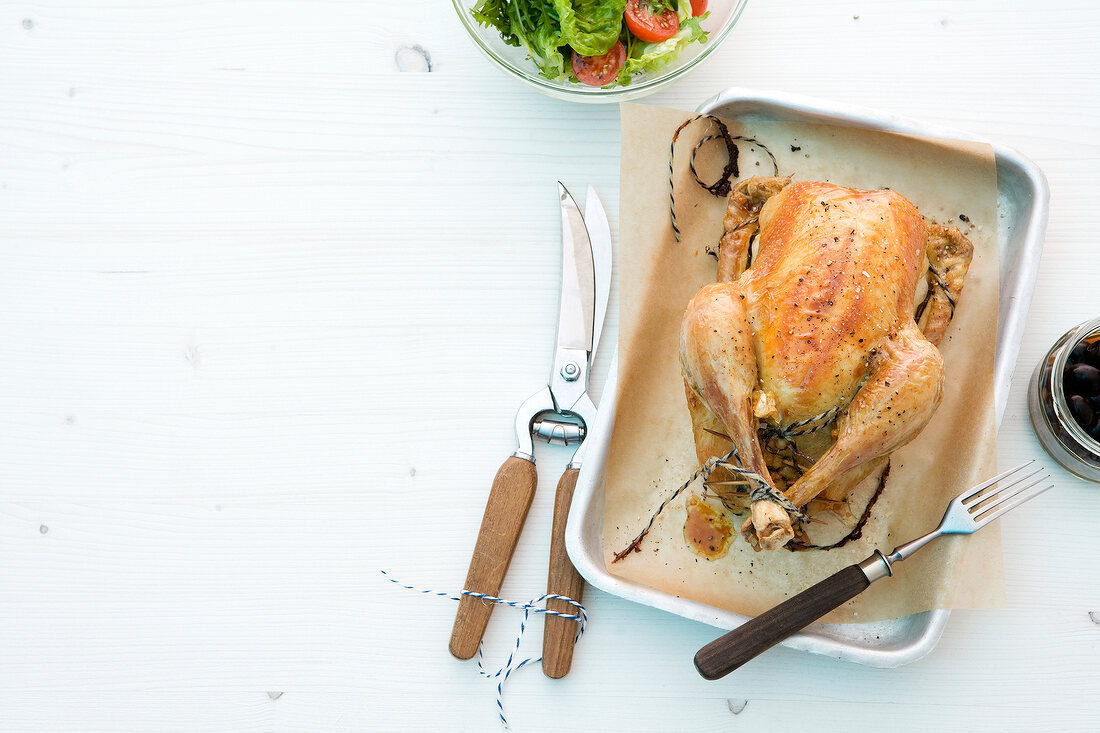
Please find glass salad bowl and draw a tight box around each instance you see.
[453,1,749,103]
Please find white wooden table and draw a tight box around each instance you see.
[2,1,1098,730]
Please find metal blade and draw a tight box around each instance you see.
[557,182,595,353]
[584,185,612,362]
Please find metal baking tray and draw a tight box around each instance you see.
[564,88,1049,667]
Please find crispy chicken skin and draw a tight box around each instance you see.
[680,178,972,550]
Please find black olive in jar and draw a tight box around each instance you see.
[1064,363,1100,396]
[1069,341,1089,363]
[1068,394,1095,428]
[1063,338,1100,432]
[1086,340,1100,367]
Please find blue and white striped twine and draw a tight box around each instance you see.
[380,570,587,729]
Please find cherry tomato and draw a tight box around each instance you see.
[572,41,627,87]
[624,0,680,44]
[690,0,708,14]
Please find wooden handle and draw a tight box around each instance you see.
[694,564,871,680]
[449,456,538,660]
[542,467,585,679]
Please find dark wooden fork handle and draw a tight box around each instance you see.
[694,564,871,680]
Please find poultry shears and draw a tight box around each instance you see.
[449,183,612,679]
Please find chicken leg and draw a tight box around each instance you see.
[681,283,796,549]
[740,323,945,547]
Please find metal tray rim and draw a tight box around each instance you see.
[564,87,1049,669]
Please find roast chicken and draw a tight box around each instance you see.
[680,177,973,551]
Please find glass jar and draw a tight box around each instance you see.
[1028,317,1100,482]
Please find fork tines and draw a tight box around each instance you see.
[961,461,1053,525]
[959,461,1033,504]
[972,475,1053,524]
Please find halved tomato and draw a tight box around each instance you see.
[690,0,708,14]
[572,41,627,87]
[624,0,680,44]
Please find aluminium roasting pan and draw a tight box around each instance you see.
[564,88,1049,667]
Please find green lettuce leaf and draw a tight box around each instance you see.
[471,0,520,46]
[617,1,708,86]
[471,0,569,80]
[553,0,628,56]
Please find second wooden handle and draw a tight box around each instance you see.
[542,467,585,679]
[693,563,871,679]
[449,455,538,660]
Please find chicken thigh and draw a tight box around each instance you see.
[680,177,972,551]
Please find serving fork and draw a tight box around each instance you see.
[694,461,1053,680]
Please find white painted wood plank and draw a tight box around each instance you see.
[1,0,1099,730]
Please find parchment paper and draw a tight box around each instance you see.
[602,103,1003,623]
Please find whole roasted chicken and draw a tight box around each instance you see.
[680,177,973,551]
